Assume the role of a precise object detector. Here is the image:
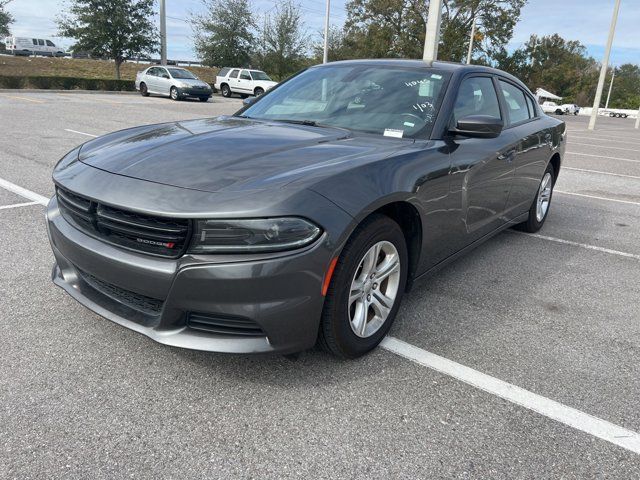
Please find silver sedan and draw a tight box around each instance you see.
[135,66,212,102]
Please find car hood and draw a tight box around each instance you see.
[77,117,411,193]
[175,78,210,88]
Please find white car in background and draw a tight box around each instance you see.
[135,66,212,102]
[4,36,66,56]
[540,101,580,115]
[214,68,278,98]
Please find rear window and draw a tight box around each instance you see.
[218,67,230,77]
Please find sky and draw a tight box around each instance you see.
[4,0,639,65]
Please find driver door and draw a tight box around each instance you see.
[448,75,518,245]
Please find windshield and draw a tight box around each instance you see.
[250,70,272,81]
[168,68,197,80]
[240,65,449,139]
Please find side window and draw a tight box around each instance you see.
[147,68,156,76]
[32,39,38,45]
[239,70,251,80]
[218,67,230,77]
[453,76,501,124]
[46,40,55,47]
[499,80,531,125]
[229,69,240,79]
[525,95,537,117]
[38,39,45,46]
[158,68,168,78]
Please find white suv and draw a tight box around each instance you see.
[214,68,278,98]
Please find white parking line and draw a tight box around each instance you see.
[64,128,98,138]
[0,201,40,210]
[381,337,640,455]
[568,135,640,146]
[563,167,640,180]
[0,178,49,206]
[570,142,640,153]
[566,151,640,164]
[555,190,640,206]
[510,231,640,260]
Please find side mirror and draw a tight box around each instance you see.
[243,96,257,106]
[451,115,503,139]
[162,74,170,79]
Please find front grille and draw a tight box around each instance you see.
[187,312,265,337]
[78,269,164,316]
[56,186,190,258]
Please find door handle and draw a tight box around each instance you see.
[497,149,516,162]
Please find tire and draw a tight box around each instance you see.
[515,163,555,233]
[199,97,209,102]
[170,87,181,101]
[221,84,232,98]
[610,112,615,117]
[140,83,149,97]
[254,87,265,97]
[318,214,408,358]
[555,109,563,115]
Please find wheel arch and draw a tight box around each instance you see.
[549,152,561,179]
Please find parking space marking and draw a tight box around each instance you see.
[566,151,640,164]
[563,167,640,180]
[570,142,640,154]
[510,231,640,260]
[381,336,640,455]
[568,135,640,146]
[555,190,640,206]
[64,129,98,138]
[0,178,49,206]
[3,95,45,104]
[0,201,40,211]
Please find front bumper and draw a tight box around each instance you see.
[46,196,331,354]
[177,87,212,98]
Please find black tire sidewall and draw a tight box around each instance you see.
[321,215,408,358]
[524,163,555,231]
[221,85,231,97]
[170,87,180,100]
[255,88,264,96]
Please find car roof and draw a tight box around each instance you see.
[313,59,528,92]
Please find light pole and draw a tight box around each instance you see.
[323,0,330,64]
[160,0,167,65]
[466,13,477,64]
[423,0,444,62]
[605,69,615,110]
[588,0,621,130]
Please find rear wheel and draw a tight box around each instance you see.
[318,214,408,358]
[221,84,232,97]
[170,87,180,101]
[140,83,149,97]
[515,163,555,233]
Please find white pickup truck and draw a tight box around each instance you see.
[540,101,579,115]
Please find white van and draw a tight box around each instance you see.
[4,36,66,57]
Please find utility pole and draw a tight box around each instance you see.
[323,0,330,64]
[466,13,476,64]
[605,69,615,110]
[160,0,167,65]
[588,0,621,130]
[635,107,640,129]
[423,0,444,62]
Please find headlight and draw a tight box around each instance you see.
[189,218,322,253]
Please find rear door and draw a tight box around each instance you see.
[227,69,240,92]
[448,74,519,243]
[497,79,547,218]
[145,67,159,92]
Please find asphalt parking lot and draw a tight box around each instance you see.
[1,92,639,478]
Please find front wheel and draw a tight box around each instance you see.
[170,87,181,101]
[515,163,555,233]
[199,96,209,102]
[254,87,265,97]
[318,214,408,358]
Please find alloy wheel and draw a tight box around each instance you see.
[348,241,401,338]
[536,172,553,222]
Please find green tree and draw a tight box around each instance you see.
[607,64,640,109]
[0,0,14,38]
[312,25,351,63]
[192,0,255,67]
[254,1,308,80]
[342,0,525,62]
[497,34,599,105]
[57,0,158,79]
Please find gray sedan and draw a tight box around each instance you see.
[135,66,212,102]
[48,60,565,358]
